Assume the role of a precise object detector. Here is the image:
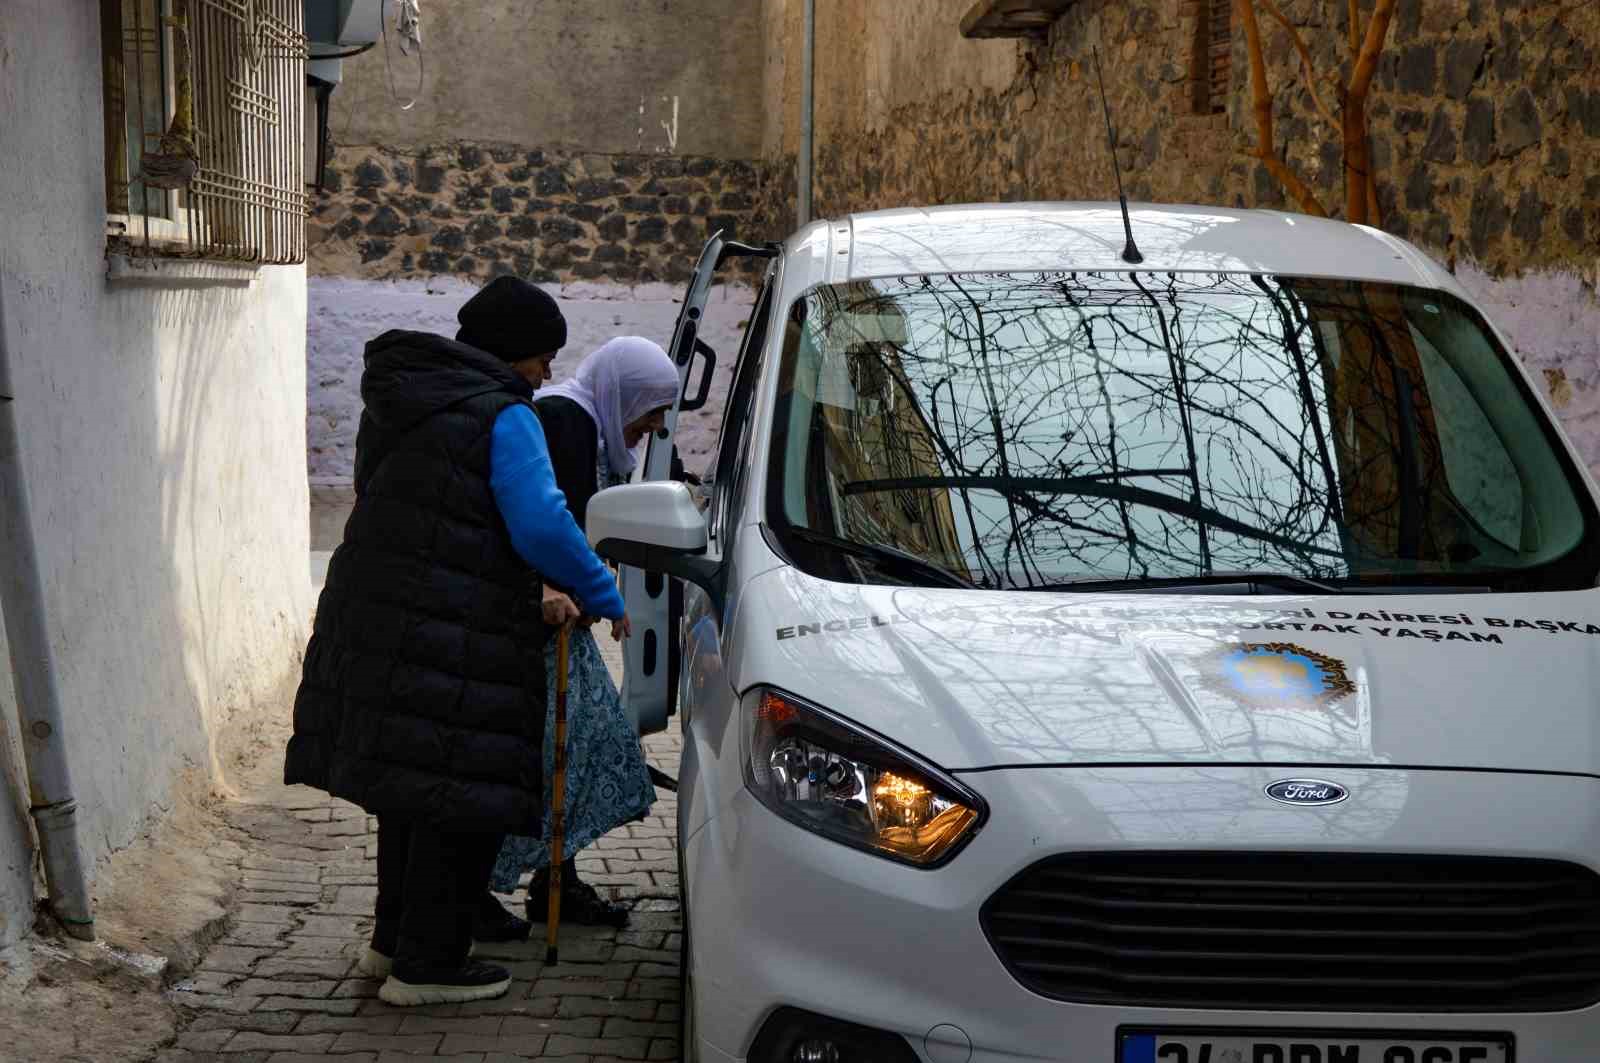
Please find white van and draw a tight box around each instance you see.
[592,204,1600,1062]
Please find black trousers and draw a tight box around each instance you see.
[373,816,501,968]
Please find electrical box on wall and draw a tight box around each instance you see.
[336,0,384,45]
[304,0,386,191]
[303,0,383,49]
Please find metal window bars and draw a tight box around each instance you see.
[1206,0,1233,115]
[102,0,171,219]
[111,0,308,264]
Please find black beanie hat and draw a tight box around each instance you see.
[455,275,567,362]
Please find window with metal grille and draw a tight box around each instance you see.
[1188,0,1232,115]
[100,0,307,264]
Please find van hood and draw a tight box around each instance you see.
[733,567,1600,776]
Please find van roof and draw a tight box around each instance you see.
[783,202,1458,293]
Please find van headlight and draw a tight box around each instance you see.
[742,688,985,867]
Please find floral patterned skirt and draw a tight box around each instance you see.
[490,627,656,892]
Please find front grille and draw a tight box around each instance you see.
[981,852,1600,1012]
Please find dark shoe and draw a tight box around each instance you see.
[378,958,511,1006]
[526,866,630,929]
[472,891,530,942]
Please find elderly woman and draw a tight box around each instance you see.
[487,336,680,928]
[287,276,628,1005]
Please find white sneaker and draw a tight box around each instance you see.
[376,959,511,1006]
[357,946,393,979]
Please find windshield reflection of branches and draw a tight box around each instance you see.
[810,272,1369,588]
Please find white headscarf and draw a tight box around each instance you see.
[540,336,680,477]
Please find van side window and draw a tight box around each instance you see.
[710,276,776,543]
[1409,320,1525,550]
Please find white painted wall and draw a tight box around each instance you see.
[0,0,311,946]
[308,277,757,487]
[0,620,35,946]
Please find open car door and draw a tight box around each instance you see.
[618,232,777,735]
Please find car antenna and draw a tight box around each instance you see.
[1091,45,1143,265]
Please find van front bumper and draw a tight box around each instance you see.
[684,765,1600,1061]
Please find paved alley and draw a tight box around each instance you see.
[156,634,683,1063]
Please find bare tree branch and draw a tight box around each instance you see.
[1237,0,1330,217]
[1259,0,1339,130]
[1239,0,1275,151]
[1260,152,1331,217]
[1234,0,1393,224]
[1347,0,1397,100]
[1343,0,1398,222]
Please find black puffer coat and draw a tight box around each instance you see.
[285,330,547,833]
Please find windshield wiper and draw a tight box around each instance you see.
[783,526,976,590]
[841,475,1343,561]
[1049,571,1491,594]
[1049,571,1340,594]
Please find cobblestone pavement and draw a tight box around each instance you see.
[157,635,683,1063]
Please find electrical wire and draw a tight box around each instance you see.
[322,0,424,186]
[309,41,378,61]
[381,0,424,112]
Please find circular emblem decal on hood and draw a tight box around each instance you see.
[1205,642,1356,711]
[1264,778,1349,806]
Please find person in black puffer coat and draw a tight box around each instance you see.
[285,276,628,1007]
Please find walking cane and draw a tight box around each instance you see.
[545,622,572,964]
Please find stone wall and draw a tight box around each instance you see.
[755,0,1600,278]
[308,143,765,284]
[751,0,1600,470]
[326,0,764,160]
[306,0,774,285]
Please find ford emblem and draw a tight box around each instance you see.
[1264,778,1349,806]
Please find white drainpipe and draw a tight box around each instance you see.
[0,283,95,941]
[797,0,815,228]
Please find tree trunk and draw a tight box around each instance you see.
[1344,0,1399,224]
[1366,133,1381,226]
[1343,95,1369,224]
[1238,0,1328,217]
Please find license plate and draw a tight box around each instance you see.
[1118,1029,1512,1063]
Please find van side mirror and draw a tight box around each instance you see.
[587,482,724,614]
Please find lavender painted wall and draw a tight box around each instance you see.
[306,277,757,545]
[1455,265,1600,482]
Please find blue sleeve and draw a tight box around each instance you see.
[490,404,626,620]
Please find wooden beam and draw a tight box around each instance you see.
[960,0,1078,39]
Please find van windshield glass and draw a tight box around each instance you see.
[767,272,1600,592]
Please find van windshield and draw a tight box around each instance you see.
[766,272,1600,592]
